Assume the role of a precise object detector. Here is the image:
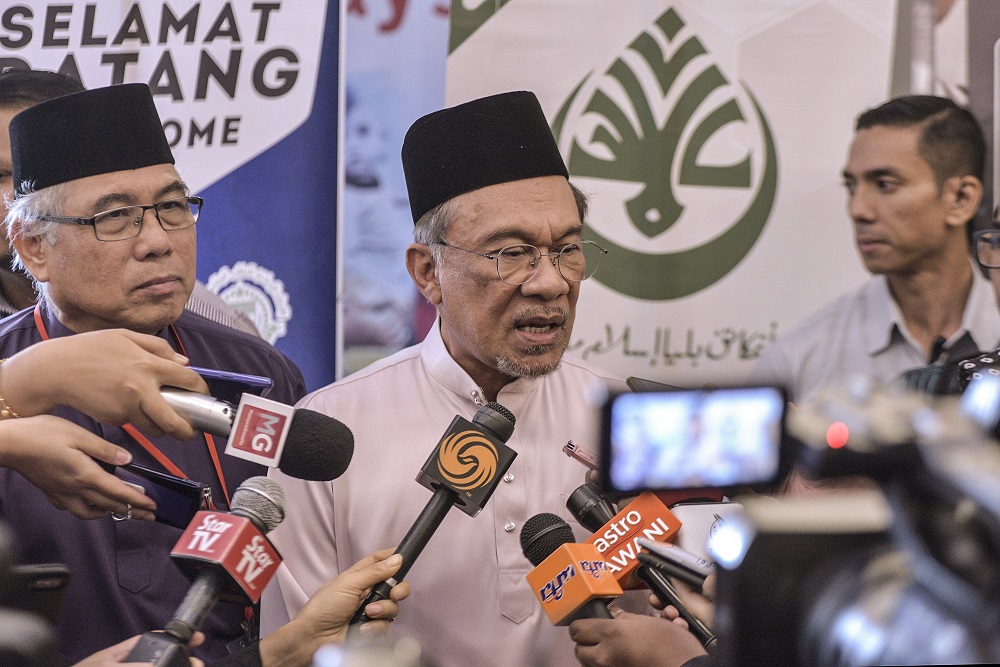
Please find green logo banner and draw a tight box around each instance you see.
[449,0,514,54]
[552,8,778,300]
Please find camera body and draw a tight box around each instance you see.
[600,377,1000,666]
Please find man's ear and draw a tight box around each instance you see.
[945,175,983,228]
[9,223,50,284]
[406,243,442,305]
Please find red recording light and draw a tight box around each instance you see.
[825,422,849,449]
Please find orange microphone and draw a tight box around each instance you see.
[521,513,623,625]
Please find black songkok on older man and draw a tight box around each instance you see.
[9,82,173,195]
[400,90,569,223]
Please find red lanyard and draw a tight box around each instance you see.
[33,304,231,508]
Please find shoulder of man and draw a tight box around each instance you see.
[172,310,307,404]
[186,281,260,337]
[0,306,43,351]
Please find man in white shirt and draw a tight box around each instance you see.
[752,95,1000,404]
[266,91,627,667]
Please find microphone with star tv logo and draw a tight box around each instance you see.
[123,476,286,667]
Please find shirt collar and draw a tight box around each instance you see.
[421,317,541,406]
[863,265,1000,356]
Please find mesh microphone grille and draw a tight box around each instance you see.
[280,409,355,481]
[474,402,516,443]
[231,476,286,533]
[520,512,576,566]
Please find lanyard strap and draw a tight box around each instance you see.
[33,304,231,508]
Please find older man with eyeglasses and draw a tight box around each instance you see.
[265,91,631,667]
[0,83,306,664]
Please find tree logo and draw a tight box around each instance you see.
[552,8,778,301]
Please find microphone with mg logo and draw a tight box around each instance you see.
[350,402,517,626]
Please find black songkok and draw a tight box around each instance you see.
[401,90,569,223]
[10,82,174,196]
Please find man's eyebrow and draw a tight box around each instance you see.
[842,167,901,182]
[89,180,187,214]
[479,224,584,248]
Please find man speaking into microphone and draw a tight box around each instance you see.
[266,91,627,667]
[0,84,306,664]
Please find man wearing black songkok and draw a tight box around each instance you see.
[0,83,306,664]
[267,91,636,667]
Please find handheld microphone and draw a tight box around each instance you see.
[160,387,354,481]
[521,513,623,625]
[566,482,617,533]
[580,492,681,587]
[567,491,717,652]
[637,538,716,577]
[123,476,286,666]
[636,551,707,592]
[349,402,517,625]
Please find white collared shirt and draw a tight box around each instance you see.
[750,266,1000,404]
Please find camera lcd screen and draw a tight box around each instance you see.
[600,386,788,495]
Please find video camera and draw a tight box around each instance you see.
[600,377,1000,666]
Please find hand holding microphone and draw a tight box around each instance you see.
[520,513,622,624]
[124,476,287,666]
[565,487,717,653]
[0,329,209,440]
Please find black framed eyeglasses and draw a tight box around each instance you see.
[431,239,609,285]
[975,229,1000,269]
[40,195,203,242]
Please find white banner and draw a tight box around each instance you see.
[448,1,895,386]
[1,1,328,191]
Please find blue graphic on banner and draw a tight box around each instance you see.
[197,4,339,392]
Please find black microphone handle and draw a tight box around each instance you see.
[164,568,227,644]
[118,632,190,667]
[637,551,707,591]
[567,598,615,622]
[350,486,456,625]
[635,564,717,654]
[122,568,226,666]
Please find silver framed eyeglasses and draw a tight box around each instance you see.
[976,229,1000,269]
[40,195,203,242]
[432,239,609,285]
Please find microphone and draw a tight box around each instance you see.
[580,492,681,587]
[566,492,716,652]
[636,551,708,592]
[123,476,286,666]
[349,402,518,625]
[521,513,623,624]
[566,482,617,533]
[160,387,354,481]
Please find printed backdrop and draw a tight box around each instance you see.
[5,2,981,391]
[447,0,894,387]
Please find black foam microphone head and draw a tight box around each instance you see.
[520,513,576,566]
[474,401,516,443]
[279,409,355,481]
[567,483,616,533]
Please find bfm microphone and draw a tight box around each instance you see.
[160,387,354,481]
[520,513,622,624]
[566,492,716,652]
[123,476,287,667]
[349,402,518,625]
